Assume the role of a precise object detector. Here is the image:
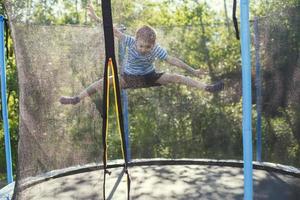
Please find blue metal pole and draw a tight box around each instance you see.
[0,15,14,184]
[240,1,253,200]
[122,90,131,161]
[254,17,262,162]
[118,26,131,161]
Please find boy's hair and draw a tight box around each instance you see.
[136,25,156,44]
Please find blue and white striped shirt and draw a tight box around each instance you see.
[122,35,168,75]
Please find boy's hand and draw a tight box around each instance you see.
[193,69,207,77]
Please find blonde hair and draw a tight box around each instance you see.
[136,25,156,44]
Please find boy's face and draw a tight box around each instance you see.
[136,38,154,55]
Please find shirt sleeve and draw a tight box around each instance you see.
[122,34,135,47]
[153,44,168,60]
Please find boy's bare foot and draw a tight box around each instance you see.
[59,96,80,105]
[205,81,224,93]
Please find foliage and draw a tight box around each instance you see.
[0,0,18,183]
[252,3,300,165]
[251,0,300,16]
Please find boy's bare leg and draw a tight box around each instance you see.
[156,73,206,89]
[156,73,223,92]
[60,76,126,105]
[78,80,101,99]
[60,79,102,104]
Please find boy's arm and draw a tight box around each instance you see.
[113,27,124,39]
[165,56,206,76]
[87,2,124,39]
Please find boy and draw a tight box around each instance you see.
[60,3,224,106]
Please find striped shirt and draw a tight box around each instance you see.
[122,35,168,75]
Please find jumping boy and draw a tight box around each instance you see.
[60,2,224,106]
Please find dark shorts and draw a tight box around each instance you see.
[122,71,164,89]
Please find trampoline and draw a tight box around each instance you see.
[1,159,300,200]
[1,0,300,200]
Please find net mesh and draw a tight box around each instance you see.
[253,6,300,165]
[14,24,105,178]
[2,0,300,199]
